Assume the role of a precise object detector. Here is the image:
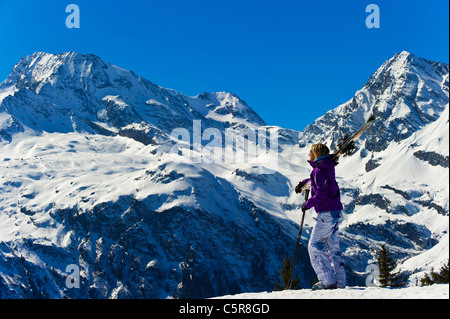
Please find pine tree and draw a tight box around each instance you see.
[274,256,301,291]
[420,259,449,286]
[420,272,434,286]
[376,244,405,287]
[440,260,450,283]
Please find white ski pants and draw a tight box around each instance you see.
[308,210,346,288]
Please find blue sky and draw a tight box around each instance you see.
[0,0,448,131]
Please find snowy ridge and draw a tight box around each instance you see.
[0,51,449,299]
[0,51,266,142]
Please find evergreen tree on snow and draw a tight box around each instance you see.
[420,259,449,286]
[274,257,301,291]
[376,244,405,287]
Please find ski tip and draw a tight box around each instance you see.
[367,114,376,122]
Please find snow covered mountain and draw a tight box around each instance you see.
[299,51,448,151]
[0,51,266,144]
[0,51,448,299]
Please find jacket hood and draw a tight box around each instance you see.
[308,155,335,169]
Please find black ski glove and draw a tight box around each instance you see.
[301,202,308,213]
[295,181,304,194]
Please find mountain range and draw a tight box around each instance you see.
[0,51,448,298]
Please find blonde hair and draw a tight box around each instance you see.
[310,143,330,161]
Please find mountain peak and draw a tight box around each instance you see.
[0,51,268,140]
[299,52,449,152]
[1,51,107,92]
[364,51,448,97]
[393,50,414,62]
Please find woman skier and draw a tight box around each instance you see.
[295,143,346,290]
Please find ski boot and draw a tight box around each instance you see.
[311,282,338,291]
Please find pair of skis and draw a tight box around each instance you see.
[287,114,376,289]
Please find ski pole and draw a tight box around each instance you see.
[288,189,309,289]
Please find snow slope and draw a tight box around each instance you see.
[215,284,449,299]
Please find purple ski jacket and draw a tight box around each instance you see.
[302,155,343,213]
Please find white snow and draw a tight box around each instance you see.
[215,284,449,299]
